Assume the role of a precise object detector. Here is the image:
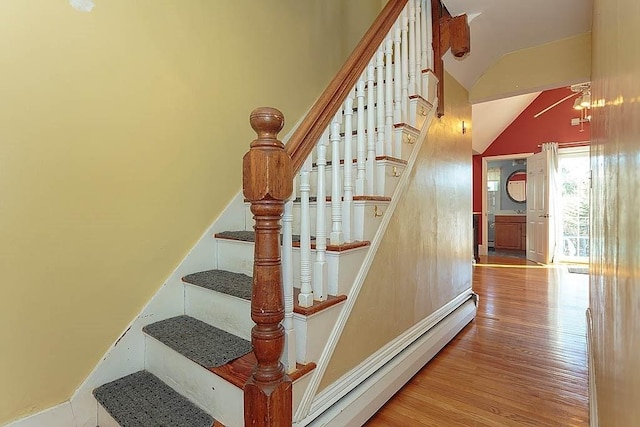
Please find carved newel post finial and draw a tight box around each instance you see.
[243,107,293,426]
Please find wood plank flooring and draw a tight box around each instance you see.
[365,255,589,426]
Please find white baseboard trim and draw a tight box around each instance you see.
[479,243,488,256]
[5,402,75,427]
[586,308,598,427]
[294,297,477,426]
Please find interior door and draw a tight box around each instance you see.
[527,151,551,263]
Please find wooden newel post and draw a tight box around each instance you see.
[242,107,293,426]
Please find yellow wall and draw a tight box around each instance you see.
[0,1,381,423]
[321,72,472,389]
[590,0,640,424]
[470,33,592,103]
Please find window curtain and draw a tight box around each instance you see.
[542,142,561,262]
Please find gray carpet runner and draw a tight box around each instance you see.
[93,370,214,427]
[183,269,252,300]
[143,315,252,368]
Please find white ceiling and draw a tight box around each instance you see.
[440,0,593,154]
[471,91,540,154]
[441,0,593,91]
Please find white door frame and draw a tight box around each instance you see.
[480,153,534,255]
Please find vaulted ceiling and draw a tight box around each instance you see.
[440,0,594,153]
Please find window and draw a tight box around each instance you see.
[487,167,501,212]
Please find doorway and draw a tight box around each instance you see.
[481,153,534,258]
[558,147,590,263]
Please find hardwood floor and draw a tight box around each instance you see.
[365,255,589,426]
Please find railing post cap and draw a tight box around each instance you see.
[250,107,285,143]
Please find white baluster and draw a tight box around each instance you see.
[421,0,429,71]
[297,156,313,308]
[401,8,409,122]
[393,20,402,126]
[355,75,367,196]
[281,194,296,371]
[426,0,434,71]
[366,61,376,195]
[415,0,422,96]
[408,0,417,96]
[343,92,354,243]
[330,112,344,245]
[384,36,394,157]
[376,47,386,196]
[314,129,329,302]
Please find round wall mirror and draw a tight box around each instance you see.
[506,170,527,203]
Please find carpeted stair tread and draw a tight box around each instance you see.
[93,370,214,427]
[215,230,303,243]
[183,270,252,300]
[143,315,252,369]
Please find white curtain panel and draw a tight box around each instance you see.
[541,142,561,263]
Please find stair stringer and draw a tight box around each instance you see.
[293,97,440,423]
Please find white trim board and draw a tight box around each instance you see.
[5,402,75,427]
[294,297,477,426]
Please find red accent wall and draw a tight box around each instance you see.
[483,87,590,157]
[472,86,591,250]
[472,155,483,213]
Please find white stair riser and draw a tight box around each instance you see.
[97,406,120,427]
[422,70,438,105]
[294,303,343,364]
[214,238,368,297]
[145,336,244,427]
[291,245,368,296]
[395,126,420,160]
[291,201,386,242]
[244,200,390,243]
[321,128,417,163]
[215,239,254,276]
[184,283,253,341]
[354,201,390,243]
[307,162,405,199]
[409,96,432,129]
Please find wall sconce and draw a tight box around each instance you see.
[461,121,467,134]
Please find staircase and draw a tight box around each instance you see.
[87,1,441,425]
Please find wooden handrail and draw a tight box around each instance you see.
[285,0,409,173]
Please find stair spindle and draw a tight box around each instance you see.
[242,107,292,426]
[330,112,344,245]
[375,47,385,163]
[425,0,434,71]
[415,0,422,96]
[408,0,417,96]
[314,129,329,302]
[366,62,377,195]
[401,8,409,122]
[376,47,387,196]
[384,36,394,157]
[343,92,354,243]
[281,194,296,372]
[393,20,402,126]
[355,76,367,195]
[298,156,314,308]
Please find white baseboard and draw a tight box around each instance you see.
[5,402,75,427]
[586,308,598,427]
[294,298,477,426]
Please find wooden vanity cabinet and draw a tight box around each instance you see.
[495,215,526,251]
